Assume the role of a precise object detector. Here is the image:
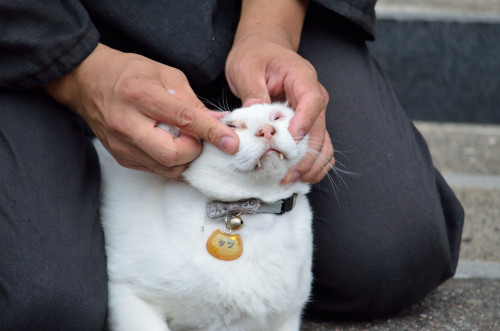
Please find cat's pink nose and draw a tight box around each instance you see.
[256,124,276,140]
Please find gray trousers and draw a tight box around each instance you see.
[0,9,463,330]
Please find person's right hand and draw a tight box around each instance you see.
[43,43,239,178]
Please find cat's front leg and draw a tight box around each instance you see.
[108,283,170,331]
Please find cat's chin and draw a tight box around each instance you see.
[184,159,308,202]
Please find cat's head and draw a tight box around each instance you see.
[183,103,309,202]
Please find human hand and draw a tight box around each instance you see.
[44,43,239,178]
[226,15,334,184]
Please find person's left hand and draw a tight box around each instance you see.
[225,26,334,184]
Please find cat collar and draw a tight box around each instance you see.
[205,194,298,260]
[206,193,298,219]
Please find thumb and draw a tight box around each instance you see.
[182,108,240,154]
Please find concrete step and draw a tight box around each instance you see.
[368,0,500,123]
[376,0,500,21]
[415,121,500,264]
[416,122,500,176]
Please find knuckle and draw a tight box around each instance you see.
[157,165,185,179]
[312,88,328,112]
[170,68,188,82]
[302,58,316,72]
[117,78,145,102]
[297,158,315,174]
[156,148,184,167]
[168,167,185,179]
[205,125,217,142]
[156,152,176,167]
[115,158,135,170]
[321,87,330,107]
[233,58,250,75]
[174,106,197,129]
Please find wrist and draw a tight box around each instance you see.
[42,43,109,114]
[235,0,308,51]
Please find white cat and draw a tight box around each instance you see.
[94,103,313,331]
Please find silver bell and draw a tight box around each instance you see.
[228,215,244,229]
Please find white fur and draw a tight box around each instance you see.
[95,103,313,331]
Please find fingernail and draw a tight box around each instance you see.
[282,171,301,185]
[220,136,237,153]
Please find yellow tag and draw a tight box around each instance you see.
[206,229,243,261]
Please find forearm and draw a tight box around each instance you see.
[235,0,309,51]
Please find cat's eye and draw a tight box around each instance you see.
[271,112,284,121]
[225,121,246,129]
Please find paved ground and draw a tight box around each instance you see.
[300,121,500,330]
[302,279,500,331]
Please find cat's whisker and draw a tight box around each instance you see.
[197,95,229,112]
[303,152,341,204]
[303,148,354,198]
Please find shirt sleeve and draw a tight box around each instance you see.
[311,0,377,39]
[0,1,100,89]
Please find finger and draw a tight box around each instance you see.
[104,134,188,178]
[287,133,324,183]
[107,103,204,168]
[283,137,334,185]
[124,161,188,179]
[281,118,328,184]
[137,117,205,167]
[300,133,335,184]
[288,84,329,140]
[143,84,240,154]
[226,61,271,107]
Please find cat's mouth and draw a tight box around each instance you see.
[256,149,285,168]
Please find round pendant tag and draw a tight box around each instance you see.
[206,229,243,261]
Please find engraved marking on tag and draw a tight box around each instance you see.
[206,229,243,261]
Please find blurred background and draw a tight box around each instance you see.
[369,0,499,123]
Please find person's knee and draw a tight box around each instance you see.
[308,215,456,320]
